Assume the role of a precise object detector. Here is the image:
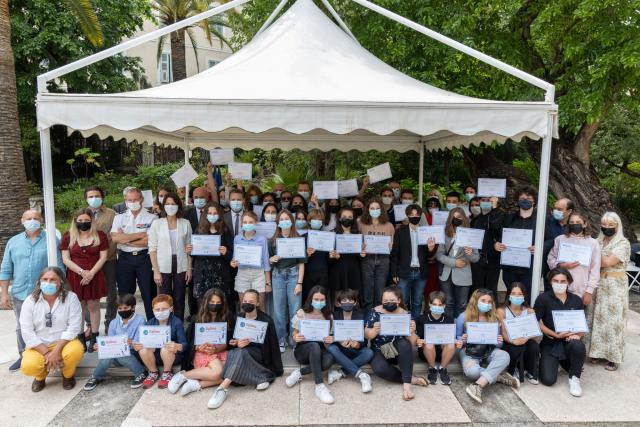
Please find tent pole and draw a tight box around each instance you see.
[530,112,555,305]
[254,0,290,38]
[418,140,425,205]
[184,139,190,206]
[320,0,359,43]
[39,128,58,266]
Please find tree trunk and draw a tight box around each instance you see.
[310,151,335,179]
[170,30,187,82]
[0,0,30,253]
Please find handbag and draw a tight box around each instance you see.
[465,343,491,360]
[380,341,399,359]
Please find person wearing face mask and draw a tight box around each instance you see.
[322,199,341,231]
[422,197,443,300]
[19,267,83,392]
[262,192,277,206]
[111,187,158,319]
[245,184,263,210]
[350,195,366,221]
[61,208,109,352]
[153,186,172,215]
[207,289,283,409]
[295,209,309,236]
[445,191,461,212]
[217,189,229,212]
[534,268,586,397]
[588,212,630,371]
[497,282,539,384]
[329,207,363,300]
[389,180,402,204]
[170,289,232,397]
[260,203,279,224]
[396,189,428,227]
[185,187,213,233]
[0,210,64,373]
[279,190,293,211]
[379,188,396,223]
[303,209,329,301]
[148,194,193,321]
[285,286,335,404]
[112,186,135,214]
[83,294,147,391]
[543,198,574,291]
[415,291,455,385]
[470,196,503,295]
[272,183,286,199]
[296,181,312,203]
[436,208,480,319]
[135,294,188,389]
[224,188,246,236]
[460,185,477,217]
[290,194,308,213]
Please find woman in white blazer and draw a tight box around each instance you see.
[149,192,192,320]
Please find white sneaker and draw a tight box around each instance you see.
[167,371,187,394]
[279,345,286,353]
[180,379,202,397]
[285,369,302,388]
[314,383,335,404]
[327,368,344,385]
[207,387,228,409]
[358,372,372,393]
[568,376,582,397]
[256,381,270,391]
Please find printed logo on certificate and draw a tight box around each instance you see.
[466,322,499,345]
[335,234,363,254]
[417,225,445,245]
[97,335,130,359]
[363,235,391,255]
[503,314,542,341]
[233,317,268,343]
[333,320,364,342]
[552,310,589,333]
[138,325,171,349]
[276,237,306,258]
[194,322,228,345]
[191,235,221,256]
[423,324,456,345]
[234,244,263,268]
[379,313,411,336]
[307,230,335,252]
[299,319,331,342]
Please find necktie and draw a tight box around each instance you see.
[234,213,239,235]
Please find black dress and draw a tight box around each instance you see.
[302,234,330,301]
[191,229,235,304]
[328,230,363,298]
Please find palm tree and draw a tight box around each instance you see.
[152,0,233,82]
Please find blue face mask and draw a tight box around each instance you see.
[278,219,292,229]
[207,214,219,223]
[87,197,102,209]
[242,223,256,232]
[23,219,41,233]
[219,199,229,207]
[296,219,308,229]
[40,281,57,296]
[250,195,259,205]
[194,198,207,209]
[446,203,457,211]
[280,201,290,210]
[465,192,475,202]
[299,191,310,201]
[430,305,445,315]
[480,201,492,210]
[509,295,525,306]
[230,200,243,212]
[311,301,326,310]
[477,301,493,313]
[369,209,381,218]
[552,209,564,221]
[309,219,322,230]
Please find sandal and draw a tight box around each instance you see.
[605,362,618,371]
[411,375,428,387]
[589,358,603,365]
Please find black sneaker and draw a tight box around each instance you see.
[427,368,438,385]
[83,376,102,391]
[130,372,146,389]
[8,357,22,372]
[525,371,539,385]
[439,367,452,385]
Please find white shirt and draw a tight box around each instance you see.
[148,218,192,273]
[19,292,83,348]
[409,227,420,267]
[231,210,243,235]
[110,209,157,252]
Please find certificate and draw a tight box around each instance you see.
[255,222,276,239]
[500,247,531,268]
[393,204,407,222]
[380,313,411,336]
[191,235,221,256]
[502,228,532,249]
[466,322,499,345]
[233,317,268,343]
[234,244,263,267]
[253,204,264,218]
[477,178,506,198]
[552,310,589,333]
[337,179,359,197]
[307,230,335,252]
[417,225,445,245]
[364,235,391,255]
[335,234,363,254]
[431,211,449,226]
[170,163,198,187]
[333,320,364,342]
[97,335,130,360]
[313,181,339,200]
[423,324,456,345]
[194,322,227,345]
[299,319,331,342]
[228,162,252,180]
[209,148,234,165]
[141,190,154,208]
[276,237,306,258]
[138,325,171,349]
[503,314,542,341]
[557,242,592,267]
[367,162,392,184]
[455,227,485,250]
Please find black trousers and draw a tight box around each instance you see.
[539,340,586,386]
[160,255,187,321]
[116,251,156,320]
[471,258,501,295]
[294,342,334,384]
[370,338,413,384]
[502,339,539,379]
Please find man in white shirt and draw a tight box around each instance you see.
[111,187,157,319]
[224,188,245,236]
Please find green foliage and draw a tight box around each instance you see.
[512,158,539,186]
[67,147,102,178]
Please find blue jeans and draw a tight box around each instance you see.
[272,266,302,345]
[397,269,425,318]
[458,348,510,384]
[93,354,145,380]
[439,277,470,319]
[327,344,374,377]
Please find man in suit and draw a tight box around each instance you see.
[224,188,246,236]
[184,186,212,232]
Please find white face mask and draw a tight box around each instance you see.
[154,310,171,321]
[264,213,277,222]
[551,281,568,294]
[401,199,413,205]
[382,196,393,205]
[126,201,141,212]
[164,205,179,216]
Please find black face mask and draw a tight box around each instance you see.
[601,227,616,237]
[451,217,463,227]
[382,302,398,312]
[352,207,363,217]
[408,216,421,225]
[241,303,256,313]
[568,224,584,235]
[118,309,134,319]
[518,199,533,210]
[340,218,353,228]
[329,205,340,213]
[340,303,355,312]
[208,303,223,313]
[76,222,92,232]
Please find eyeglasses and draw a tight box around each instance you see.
[45,312,52,328]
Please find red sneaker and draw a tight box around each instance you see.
[142,371,159,389]
[158,371,173,389]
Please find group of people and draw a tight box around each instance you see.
[0,167,632,407]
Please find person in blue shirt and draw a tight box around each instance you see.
[83,294,146,390]
[0,210,64,372]
[135,294,188,389]
[543,198,573,291]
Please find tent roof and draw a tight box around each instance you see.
[36,0,557,152]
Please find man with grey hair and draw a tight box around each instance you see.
[112,186,136,214]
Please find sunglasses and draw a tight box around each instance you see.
[45,312,52,328]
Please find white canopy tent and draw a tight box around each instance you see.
[36,0,558,301]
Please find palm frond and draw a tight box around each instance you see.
[62,0,104,47]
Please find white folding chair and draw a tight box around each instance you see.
[627,263,640,293]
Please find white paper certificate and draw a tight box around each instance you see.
[552,310,589,333]
[502,228,533,249]
[142,190,154,208]
[367,162,393,184]
[228,162,252,180]
[252,204,264,218]
[234,244,263,267]
[191,235,221,256]
[335,234,363,254]
[194,322,227,345]
[333,320,364,342]
[364,235,391,255]
[393,204,408,222]
[138,325,171,349]
[455,227,485,250]
[313,181,339,200]
[337,179,359,197]
[500,247,531,268]
[170,163,198,188]
[209,148,234,165]
[477,178,507,198]
[380,314,411,336]
[417,225,445,245]
[503,314,542,340]
[557,242,593,267]
[97,335,130,359]
[299,319,331,341]
[255,222,276,239]
[307,230,335,252]
[431,211,449,226]
[276,237,306,258]
[233,317,268,343]
[466,322,499,345]
[423,324,456,345]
